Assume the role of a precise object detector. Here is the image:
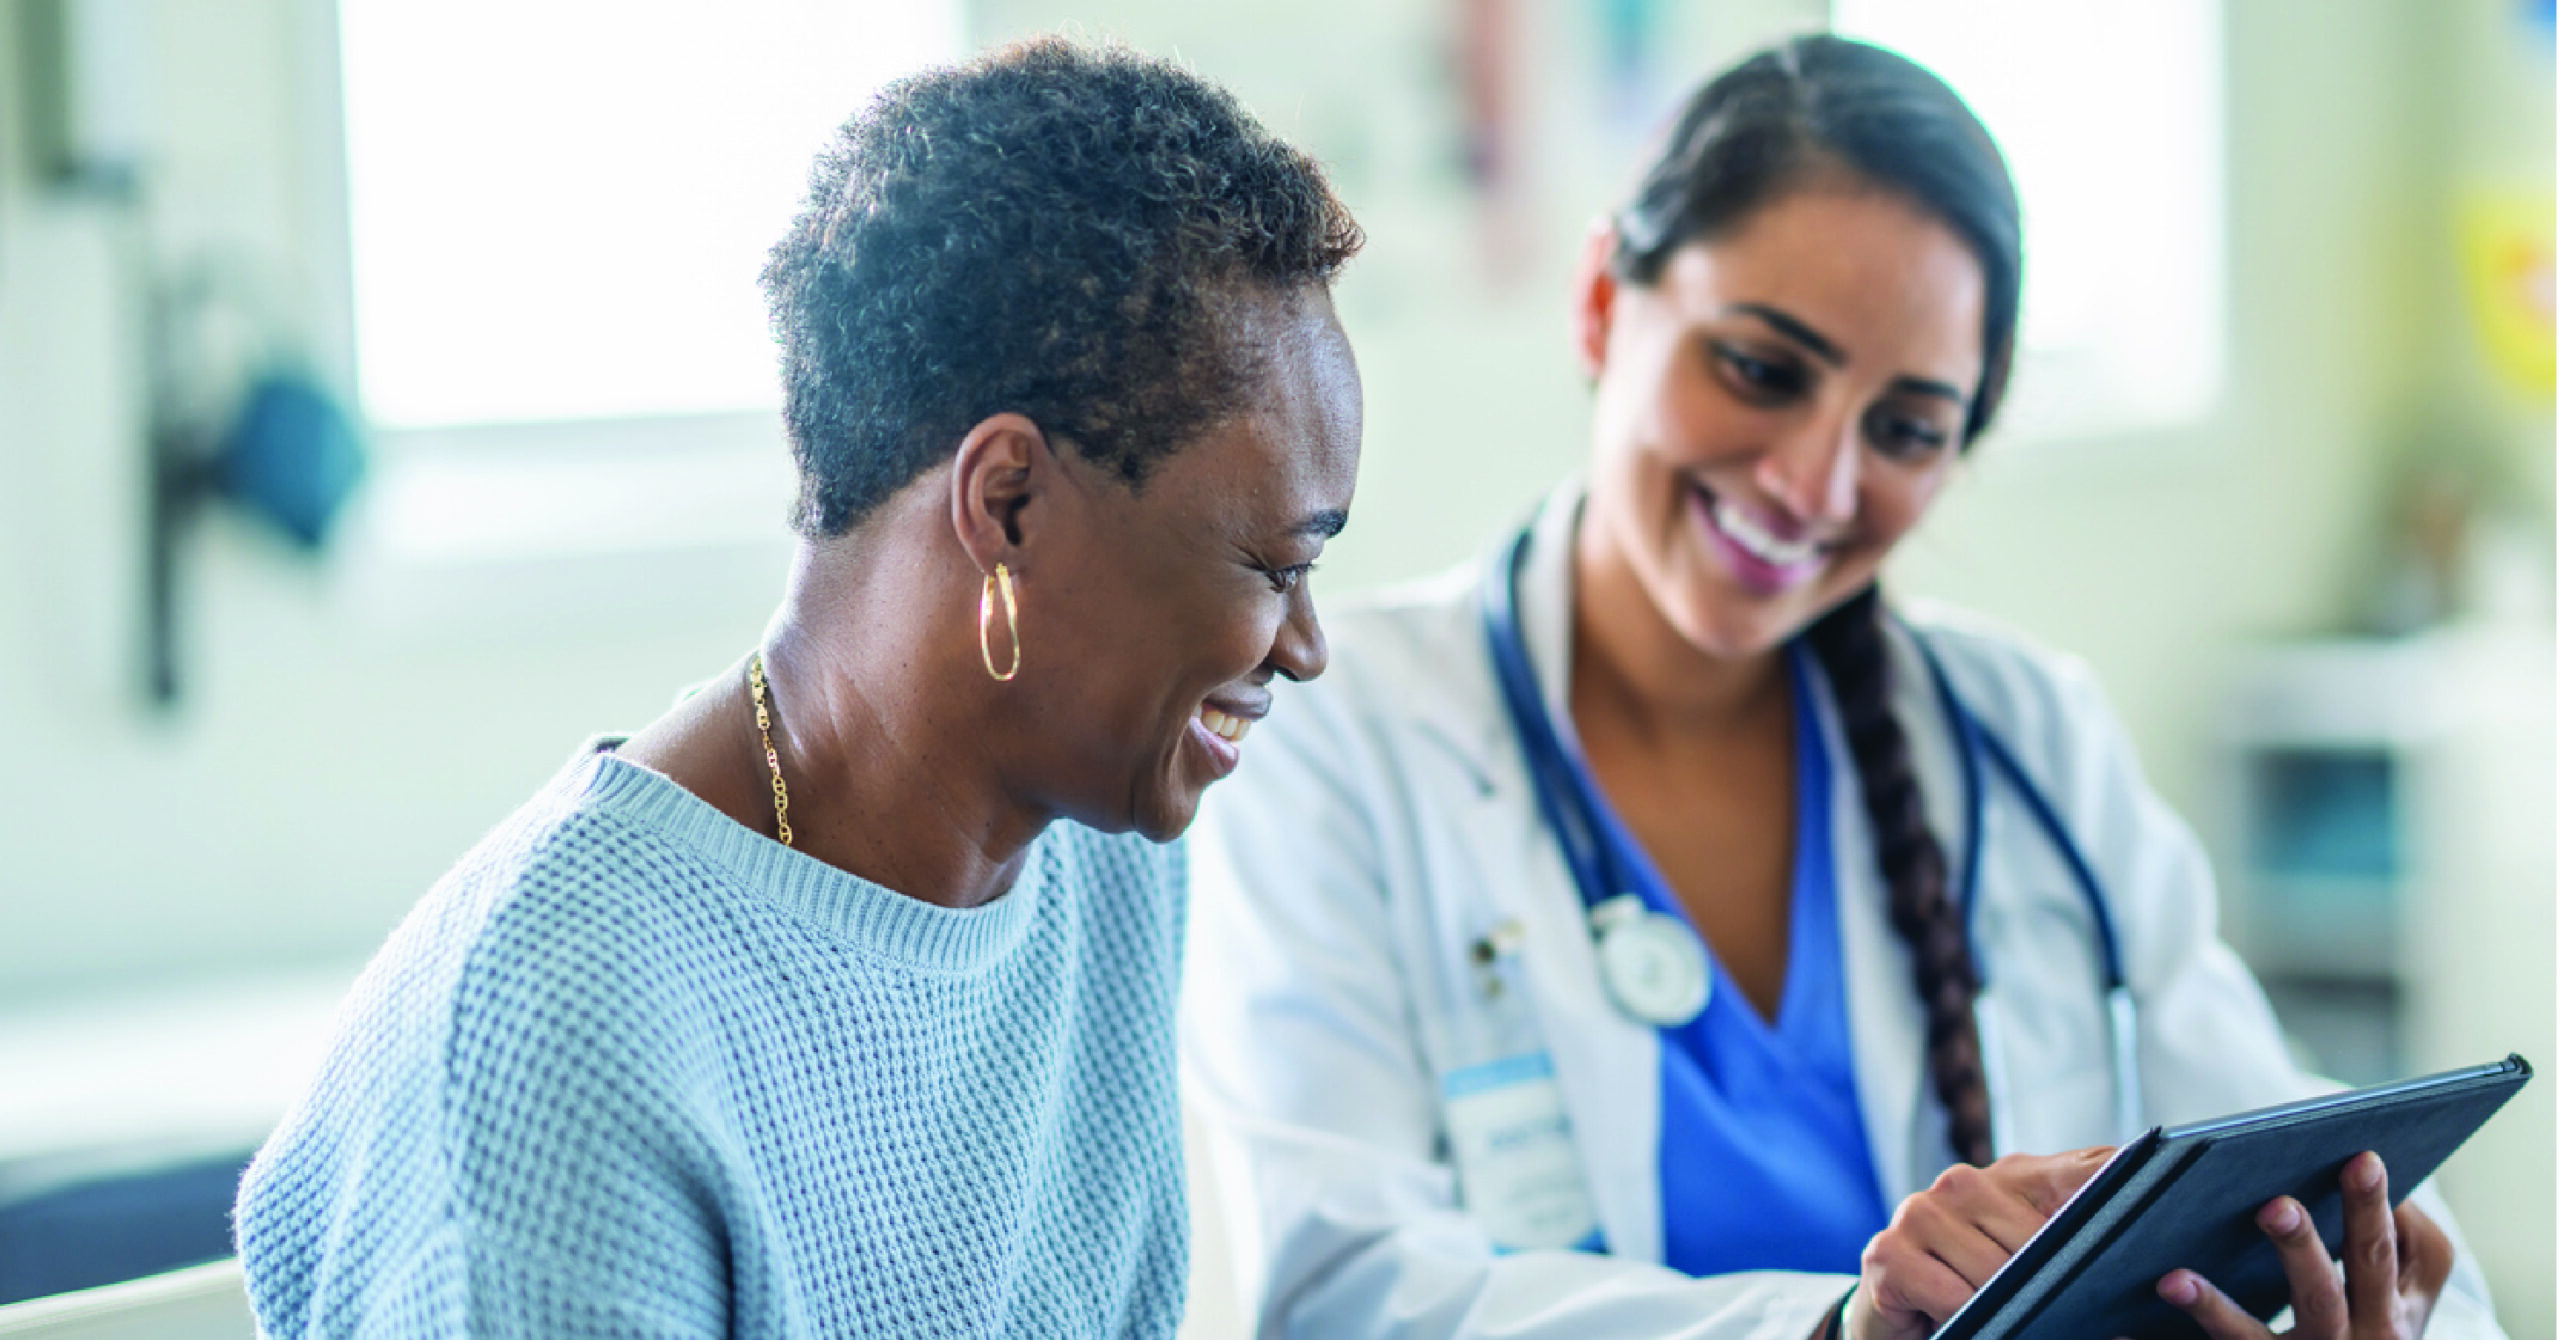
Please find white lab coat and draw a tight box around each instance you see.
[1181,487,2504,1340]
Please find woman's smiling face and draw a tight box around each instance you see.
[1576,182,1987,659]
[1026,288,1362,843]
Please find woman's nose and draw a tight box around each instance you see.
[1268,587,1329,685]
[1751,416,1861,527]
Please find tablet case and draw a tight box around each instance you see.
[1933,1055,2531,1340]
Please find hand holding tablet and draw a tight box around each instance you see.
[1849,1147,2117,1340]
[2153,1150,2455,1340]
[1840,1057,2528,1340]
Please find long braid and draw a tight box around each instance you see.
[1803,584,1995,1167]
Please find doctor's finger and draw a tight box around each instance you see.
[1861,1242,1977,1334]
[2339,1153,2399,1329]
[1962,1154,2102,1250]
[2254,1197,2347,1339]
[2158,1269,2274,1340]
[2393,1202,2454,1302]
[1961,1190,2050,1259]
[1985,1146,2114,1218]
[1903,1202,2017,1290]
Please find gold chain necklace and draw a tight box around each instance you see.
[747,651,794,847]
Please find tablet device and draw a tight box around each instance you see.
[1932,1055,2531,1340]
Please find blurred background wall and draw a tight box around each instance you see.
[0,0,2550,1331]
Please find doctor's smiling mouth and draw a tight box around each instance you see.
[1686,479,1842,598]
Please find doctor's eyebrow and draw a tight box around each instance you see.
[1889,375,1969,405]
[1723,302,1844,366]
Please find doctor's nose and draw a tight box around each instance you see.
[1751,416,1862,528]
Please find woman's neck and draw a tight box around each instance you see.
[1567,509,1790,746]
[751,544,1048,911]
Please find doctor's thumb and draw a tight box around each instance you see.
[2004,1145,2117,1216]
[2056,1145,2116,1195]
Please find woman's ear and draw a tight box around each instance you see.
[947,413,1050,575]
[1571,219,1622,381]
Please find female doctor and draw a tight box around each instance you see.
[1182,34,2504,1340]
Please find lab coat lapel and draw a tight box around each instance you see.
[1484,484,1666,1263]
[1484,756,1662,1262]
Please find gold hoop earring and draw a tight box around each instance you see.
[979,562,1022,682]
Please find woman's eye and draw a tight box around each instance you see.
[1713,343,1804,399]
[1266,562,1317,595]
[1866,410,1952,459]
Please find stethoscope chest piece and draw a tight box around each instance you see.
[1590,895,1710,1028]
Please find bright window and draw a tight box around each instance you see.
[337,0,963,430]
[1831,0,2226,441]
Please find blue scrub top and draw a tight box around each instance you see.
[1579,645,1890,1276]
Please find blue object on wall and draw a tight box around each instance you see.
[147,365,367,705]
[214,371,366,549]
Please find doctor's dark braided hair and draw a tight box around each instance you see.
[1803,587,1994,1166]
[1612,36,2020,1167]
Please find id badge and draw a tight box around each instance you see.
[1441,1052,1601,1251]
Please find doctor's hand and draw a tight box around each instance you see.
[1843,1147,2114,1340]
[2153,1151,2453,1340]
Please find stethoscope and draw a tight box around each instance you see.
[1478,526,2145,1148]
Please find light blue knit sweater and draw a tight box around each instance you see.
[235,743,1188,1337]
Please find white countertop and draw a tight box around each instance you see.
[0,968,359,1191]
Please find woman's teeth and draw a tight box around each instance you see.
[1199,706,1251,743]
[1709,494,1820,567]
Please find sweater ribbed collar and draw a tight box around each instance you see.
[555,739,1049,973]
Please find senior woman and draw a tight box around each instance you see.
[234,38,1362,1337]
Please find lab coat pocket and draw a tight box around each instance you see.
[1980,987,2120,1155]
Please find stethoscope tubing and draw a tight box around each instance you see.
[1908,633,2130,996]
[1479,525,2145,1146]
[1479,535,1629,911]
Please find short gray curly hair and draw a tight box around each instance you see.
[760,37,1364,537]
